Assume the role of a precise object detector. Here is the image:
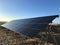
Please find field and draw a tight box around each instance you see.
[0,22,60,45]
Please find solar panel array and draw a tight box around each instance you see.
[1,15,59,37]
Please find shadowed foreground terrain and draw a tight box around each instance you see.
[0,22,60,45]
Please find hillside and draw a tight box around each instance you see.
[0,22,6,25]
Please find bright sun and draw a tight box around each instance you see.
[0,16,12,22]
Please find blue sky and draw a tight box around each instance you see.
[0,0,60,24]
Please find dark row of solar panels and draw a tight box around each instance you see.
[1,15,59,37]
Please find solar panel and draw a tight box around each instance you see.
[1,15,59,37]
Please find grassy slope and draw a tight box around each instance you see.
[0,22,6,25]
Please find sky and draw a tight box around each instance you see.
[0,0,60,24]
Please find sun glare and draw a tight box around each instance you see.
[0,16,11,22]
